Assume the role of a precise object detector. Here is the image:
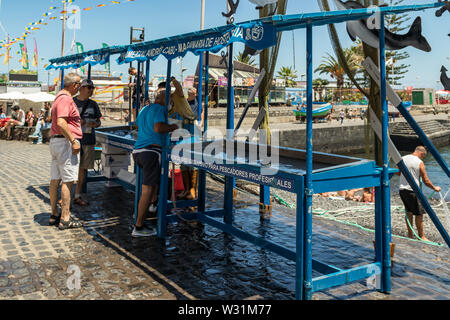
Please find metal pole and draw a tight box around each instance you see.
[201,0,205,30]
[396,102,450,178]
[198,54,204,120]
[304,23,313,300]
[224,43,235,225]
[198,52,209,214]
[60,1,67,85]
[157,59,172,239]
[87,64,91,80]
[295,177,305,300]
[204,52,209,132]
[145,60,150,103]
[379,13,391,295]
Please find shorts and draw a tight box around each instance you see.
[79,144,95,170]
[50,138,80,183]
[399,189,425,216]
[132,146,162,187]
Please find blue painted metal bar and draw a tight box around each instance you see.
[133,166,143,225]
[304,23,314,300]
[144,60,150,103]
[60,69,64,90]
[397,161,450,247]
[157,60,173,239]
[396,103,450,178]
[198,53,208,214]
[295,176,305,300]
[204,52,210,132]
[135,62,142,114]
[379,13,392,295]
[374,186,383,287]
[312,263,382,293]
[224,43,235,225]
[87,64,92,80]
[198,214,297,261]
[197,53,204,121]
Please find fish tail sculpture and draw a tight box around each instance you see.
[441,66,450,91]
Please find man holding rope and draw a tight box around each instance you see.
[398,146,441,241]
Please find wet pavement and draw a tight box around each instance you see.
[0,139,449,300]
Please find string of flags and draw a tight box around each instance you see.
[0,0,136,67]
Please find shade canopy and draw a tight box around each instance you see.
[46,1,445,71]
[0,91,27,100]
[24,92,56,103]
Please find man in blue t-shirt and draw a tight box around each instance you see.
[131,89,178,237]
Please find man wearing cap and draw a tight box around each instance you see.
[49,73,83,230]
[73,79,102,206]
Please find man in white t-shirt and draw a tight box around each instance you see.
[398,146,441,241]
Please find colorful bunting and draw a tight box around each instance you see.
[1,0,137,66]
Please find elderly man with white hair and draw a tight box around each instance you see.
[48,73,83,230]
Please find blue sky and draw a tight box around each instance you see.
[0,0,449,89]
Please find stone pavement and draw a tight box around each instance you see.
[0,139,449,300]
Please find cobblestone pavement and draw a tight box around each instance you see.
[0,139,449,300]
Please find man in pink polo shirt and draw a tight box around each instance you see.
[49,73,83,230]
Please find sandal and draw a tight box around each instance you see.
[73,197,89,207]
[58,216,83,230]
[49,215,61,226]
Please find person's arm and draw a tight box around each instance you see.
[56,117,80,155]
[154,122,178,134]
[419,162,441,192]
[170,77,184,97]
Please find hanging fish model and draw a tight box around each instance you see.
[441,66,450,91]
[334,0,432,52]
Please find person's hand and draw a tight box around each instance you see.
[434,186,441,193]
[169,124,178,132]
[81,119,86,126]
[87,121,98,128]
[71,140,81,155]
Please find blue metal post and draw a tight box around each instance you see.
[198,53,204,120]
[157,59,172,238]
[144,60,150,103]
[134,166,143,225]
[60,69,64,90]
[374,185,383,276]
[198,52,209,214]
[304,23,314,300]
[396,103,450,178]
[204,52,209,132]
[295,177,305,300]
[87,64,92,80]
[224,44,235,225]
[136,62,142,113]
[379,13,391,294]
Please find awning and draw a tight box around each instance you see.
[208,68,259,81]
[46,2,445,70]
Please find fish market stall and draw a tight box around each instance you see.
[46,1,448,300]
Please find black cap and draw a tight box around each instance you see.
[80,79,94,88]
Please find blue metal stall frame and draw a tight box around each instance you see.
[48,2,447,300]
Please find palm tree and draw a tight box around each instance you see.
[235,51,257,67]
[277,66,298,87]
[315,49,359,101]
